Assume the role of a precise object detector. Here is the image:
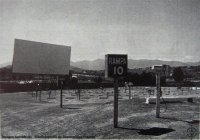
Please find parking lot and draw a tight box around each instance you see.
[0,87,199,139]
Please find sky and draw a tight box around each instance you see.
[0,0,200,64]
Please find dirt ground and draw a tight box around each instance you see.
[0,87,200,139]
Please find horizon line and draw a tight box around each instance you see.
[1,58,200,66]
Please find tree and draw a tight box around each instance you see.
[131,73,141,85]
[140,72,155,86]
[124,72,132,83]
[69,77,78,89]
[94,76,103,87]
[160,76,166,86]
[172,67,184,82]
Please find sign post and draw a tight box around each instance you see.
[114,78,119,128]
[105,54,127,128]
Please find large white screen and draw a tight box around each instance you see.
[12,39,71,75]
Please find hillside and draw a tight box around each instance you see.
[71,59,200,70]
[1,59,200,71]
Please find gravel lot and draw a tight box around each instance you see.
[0,87,199,139]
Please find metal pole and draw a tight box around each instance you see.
[60,80,63,108]
[114,78,119,128]
[36,91,38,99]
[49,90,51,98]
[156,72,161,118]
[129,86,131,99]
[39,91,41,102]
[39,82,42,102]
[78,89,80,100]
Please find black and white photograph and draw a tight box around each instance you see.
[0,0,200,139]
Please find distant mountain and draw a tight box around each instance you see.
[1,59,200,71]
[71,59,200,70]
[0,62,12,68]
[128,59,187,68]
[70,59,104,70]
[0,62,84,73]
[70,65,84,73]
[187,61,200,66]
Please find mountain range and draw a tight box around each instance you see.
[71,59,200,70]
[1,59,200,70]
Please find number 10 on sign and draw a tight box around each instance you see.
[114,66,124,75]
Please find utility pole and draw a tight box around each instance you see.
[156,72,161,118]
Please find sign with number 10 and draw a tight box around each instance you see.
[105,54,127,78]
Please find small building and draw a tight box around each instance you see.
[152,64,172,77]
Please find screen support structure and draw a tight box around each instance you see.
[57,76,64,108]
[39,75,42,102]
[114,78,119,128]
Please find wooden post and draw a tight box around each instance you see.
[49,90,51,98]
[77,88,81,100]
[78,89,80,100]
[156,72,161,118]
[36,91,38,99]
[124,83,127,93]
[114,78,119,128]
[39,82,42,102]
[39,91,42,102]
[60,80,63,108]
